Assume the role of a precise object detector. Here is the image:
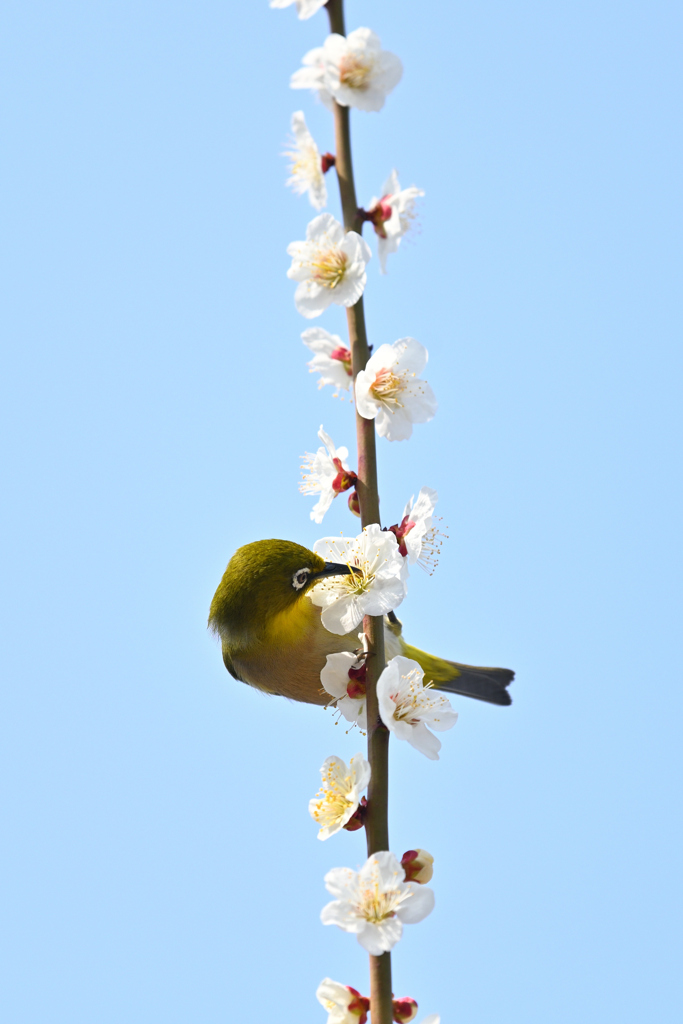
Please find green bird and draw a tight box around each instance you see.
[208,539,513,707]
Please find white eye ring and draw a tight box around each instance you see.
[292,567,311,591]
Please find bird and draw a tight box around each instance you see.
[208,538,513,707]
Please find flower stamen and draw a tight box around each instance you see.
[338,54,374,91]
[311,247,348,288]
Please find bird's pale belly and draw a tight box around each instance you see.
[230,599,403,706]
[231,607,357,705]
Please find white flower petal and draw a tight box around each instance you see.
[356,917,403,954]
[377,656,456,759]
[395,882,435,924]
[323,866,358,900]
[320,652,358,699]
[354,338,435,441]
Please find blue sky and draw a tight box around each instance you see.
[1,1,681,1021]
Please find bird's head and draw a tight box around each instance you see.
[208,538,354,644]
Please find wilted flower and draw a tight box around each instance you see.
[355,338,437,441]
[389,487,444,574]
[377,656,458,760]
[310,525,407,635]
[287,213,371,319]
[285,111,327,210]
[302,327,353,392]
[366,170,424,273]
[300,426,357,524]
[316,978,370,1024]
[309,754,371,841]
[292,28,403,112]
[321,651,368,729]
[400,849,434,885]
[321,851,435,954]
[271,0,327,20]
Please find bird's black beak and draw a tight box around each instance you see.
[313,561,356,580]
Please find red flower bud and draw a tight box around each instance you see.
[401,849,434,884]
[348,489,361,517]
[392,996,419,1023]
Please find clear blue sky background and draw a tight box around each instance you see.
[2,1,681,1021]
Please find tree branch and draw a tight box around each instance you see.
[326,3,392,1022]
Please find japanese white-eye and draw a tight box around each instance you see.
[208,539,513,706]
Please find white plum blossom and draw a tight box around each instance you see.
[300,426,356,524]
[309,753,371,840]
[284,111,327,210]
[355,337,437,442]
[321,651,368,729]
[390,487,444,575]
[310,525,406,635]
[270,0,326,20]
[316,978,370,1024]
[290,46,333,110]
[287,213,371,319]
[321,851,435,955]
[292,29,403,113]
[367,170,424,273]
[377,656,458,760]
[302,327,353,392]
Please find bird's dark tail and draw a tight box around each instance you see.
[400,642,514,706]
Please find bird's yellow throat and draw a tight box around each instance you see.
[262,592,319,650]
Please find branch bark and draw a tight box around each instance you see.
[325,3,392,1021]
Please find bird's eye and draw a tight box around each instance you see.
[291,567,311,591]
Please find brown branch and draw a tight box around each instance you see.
[326,3,392,1022]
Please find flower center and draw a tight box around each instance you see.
[370,366,411,407]
[338,54,374,91]
[290,146,321,182]
[341,560,374,596]
[311,790,353,824]
[390,669,447,724]
[311,247,348,289]
[354,882,404,924]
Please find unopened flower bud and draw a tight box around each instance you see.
[343,795,367,833]
[392,996,419,1023]
[401,848,434,884]
[348,489,361,517]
